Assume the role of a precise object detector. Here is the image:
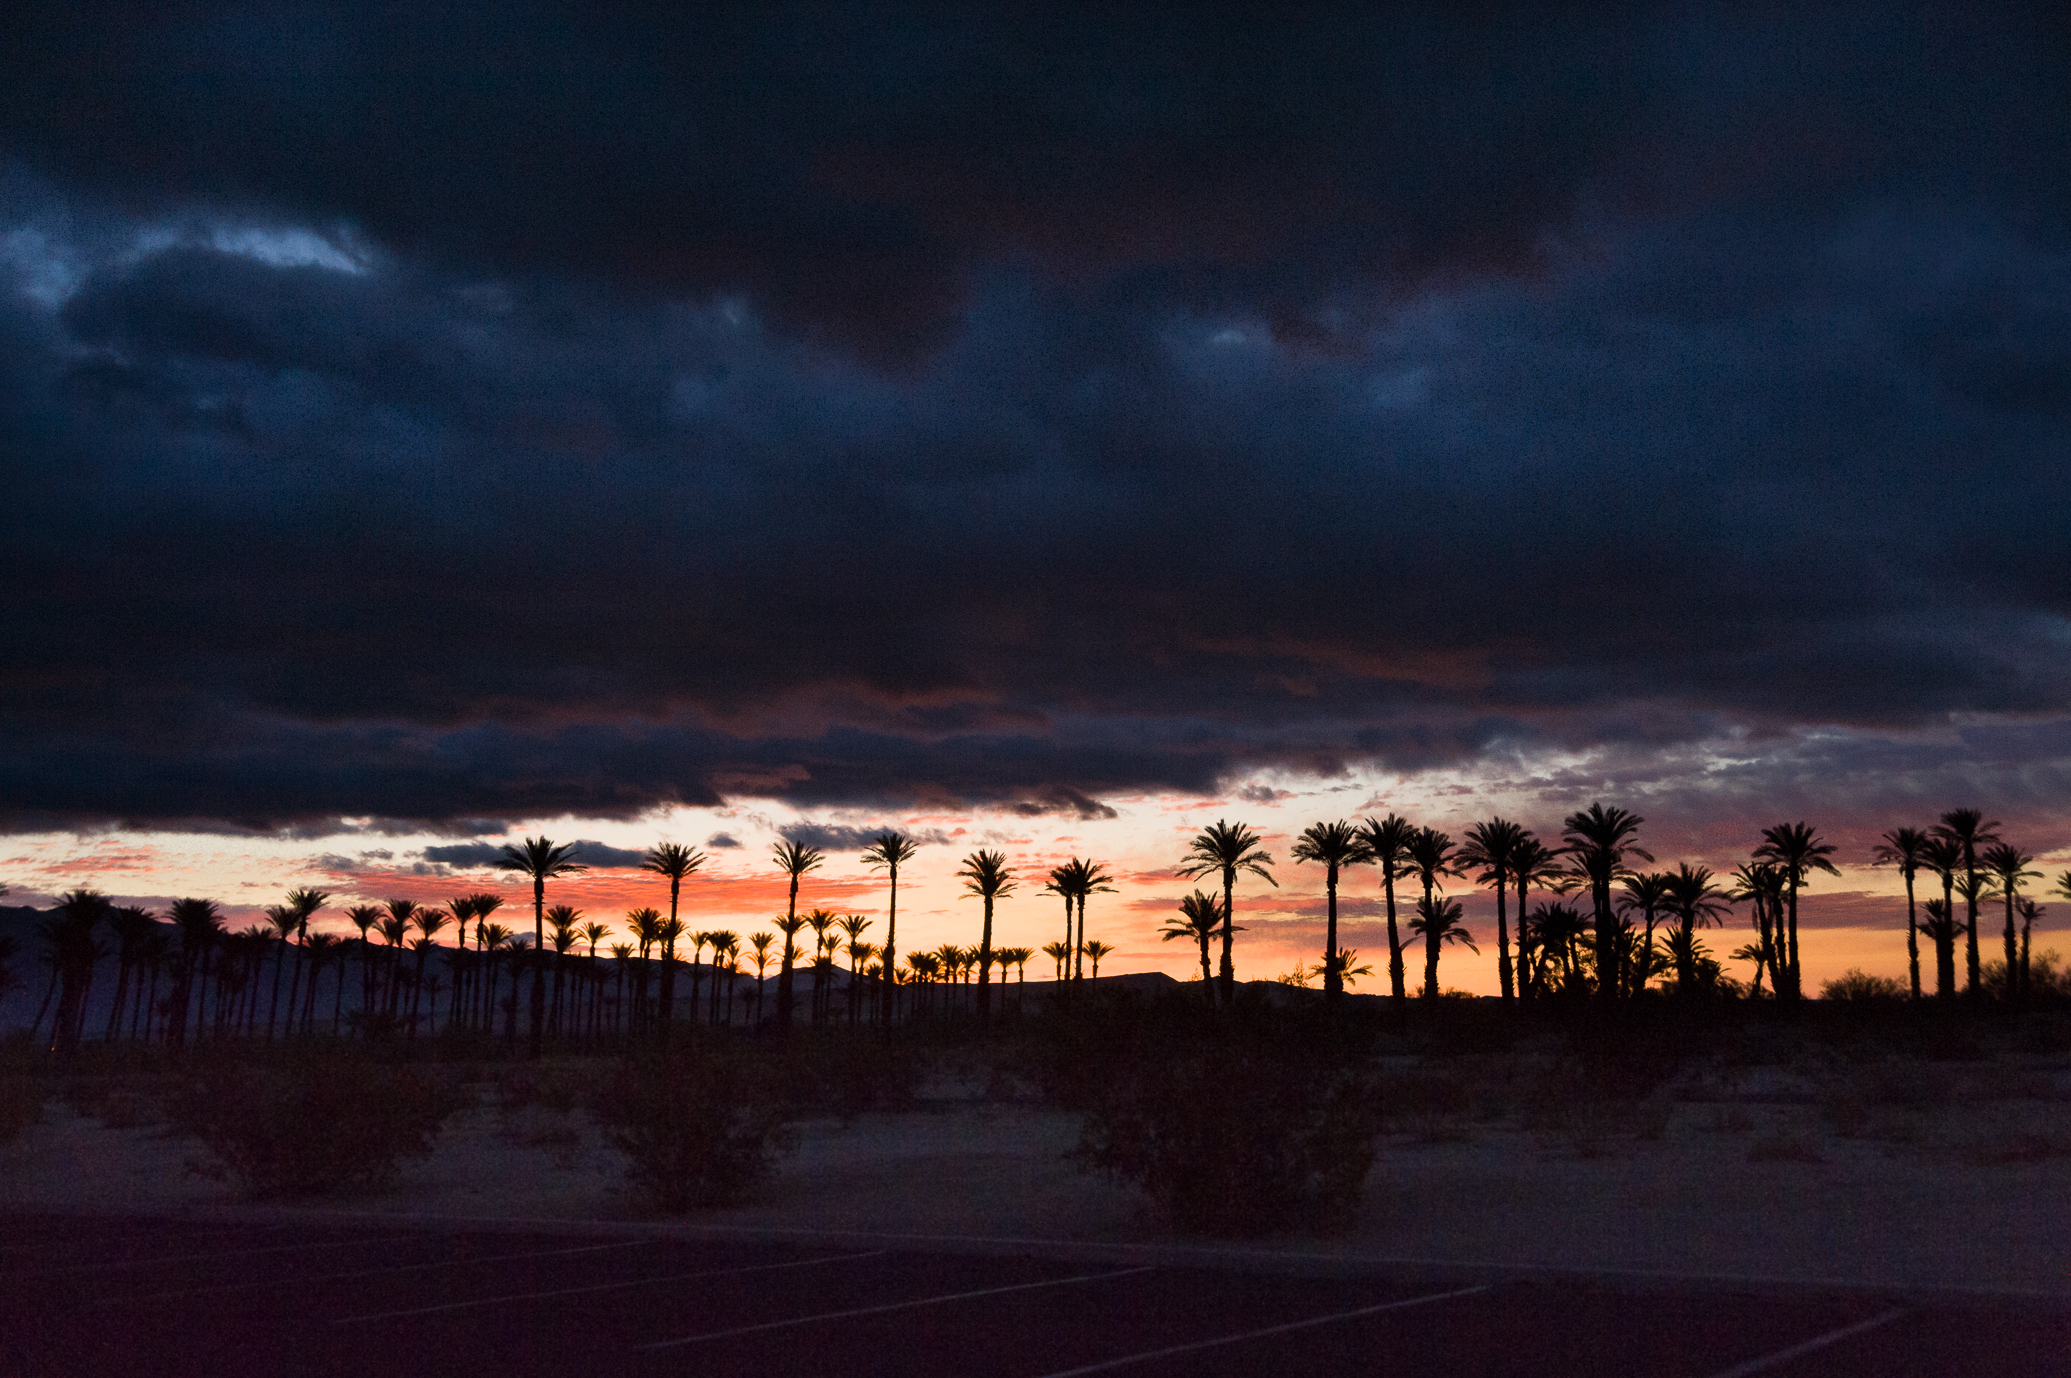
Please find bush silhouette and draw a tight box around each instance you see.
[592,1051,796,1212]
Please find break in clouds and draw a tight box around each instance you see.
[2,3,2069,840]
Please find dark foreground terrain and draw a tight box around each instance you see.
[0,1211,2062,1377]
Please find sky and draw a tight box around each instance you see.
[3,3,2069,990]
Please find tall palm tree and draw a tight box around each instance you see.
[262,903,301,1040]
[1458,819,1527,1003]
[641,842,706,1037]
[1561,804,1651,1001]
[1981,843,2039,1001]
[1292,821,1372,1001]
[860,832,921,1026]
[1407,896,1476,998]
[770,839,824,1031]
[281,887,328,1037]
[1042,858,1114,981]
[1919,835,1963,999]
[1871,827,1931,1000]
[956,849,1016,1021]
[1507,837,1567,1001]
[1404,828,1460,1001]
[1043,864,1080,986]
[1177,820,1277,1004]
[496,836,589,1058]
[1932,808,2001,997]
[409,908,451,1037]
[1162,891,1228,993]
[1356,815,1418,1017]
[1662,863,1731,995]
[1753,822,1838,1003]
[43,890,108,1055]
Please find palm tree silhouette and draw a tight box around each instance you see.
[1357,815,1417,1018]
[1161,891,1228,993]
[1407,895,1476,998]
[837,915,872,1024]
[1916,835,1962,999]
[770,839,824,1031]
[2017,896,2046,999]
[1326,947,1374,990]
[641,842,706,1038]
[1872,827,1931,1000]
[1560,804,1650,1001]
[1615,871,1673,998]
[409,907,451,1037]
[1981,843,2039,1002]
[1041,939,1071,981]
[1662,863,1731,995]
[1043,865,1079,983]
[496,836,589,1057]
[956,849,1015,1021]
[1292,821,1372,1001]
[1178,820,1277,1004]
[1403,826,1460,1000]
[861,832,921,1026]
[1753,822,1838,1003]
[1932,808,2001,997]
[1507,836,1567,1001]
[747,931,774,1025]
[1459,819,1528,1003]
[166,897,224,1049]
[1079,938,1114,979]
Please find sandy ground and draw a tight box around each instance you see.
[6,1072,2068,1300]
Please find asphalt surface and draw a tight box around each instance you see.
[0,1212,2063,1377]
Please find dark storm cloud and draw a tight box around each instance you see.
[778,823,954,854]
[419,839,647,869]
[1,3,2069,832]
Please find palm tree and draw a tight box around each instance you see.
[1326,948,1374,990]
[1932,808,2001,997]
[1920,899,1960,999]
[1662,863,1731,995]
[42,890,108,1055]
[166,897,224,1049]
[1404,826,1460,1001]
[1041,939,1072,981]
[860,832,921,1025]
[1615,871,1673,997]
[956,849,1016,1021]
[261,904,301,1039]
[769,839,824,1031]
[1079,938,1114,979]
[2016,897,2045,999]
[104,906,158,1042]
[1562,804,1652,1001]
[496,836,589,1057]
[1872,827,1932,1000]
[837,915,873,1024]
[1292,820,1373,1002]
[1356,815,1417,1018]
[804,909,836,1024]
[280,887,327,1037]
[409,908,452,1037]
[748,931,775,1025]
[1753,822,1839,1003]
[1507,836,1567,1001]
[1177,820,1276,1004]
[1919,835,1963,999]
[640,842,705,1036]
[1981,842,2039,1001]
[1161,891,1228,993]
[1458,819,1528,1003]
[1407,896,1476,998]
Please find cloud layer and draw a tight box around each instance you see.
[2,3,2069,835]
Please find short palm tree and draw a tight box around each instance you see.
[1356,814,1417,1016]
[1507,837,1567,1000]
[861,832,921,1025]
[1753,821,1838,1003]
[1325,948,1374,990]
[1661,863,1731,995]
[1458,819,1527,1003]
[1919,835,1963,998]
[1872,826,1931,999]
[1982,843,2039,1001]
[1079,938,1114,979]
[1407,896,1477,998]
[956,849,1016,1020]
[1562,804,1651,1001]
[496,836,589,1057]
[1177,820,1276,1003]
[1615,871,1673,997]
[770,839,824,1031]
[1041,939,1072,981]
[1292,820,1373,1001]
[1932,808,2001,996]
[1161,891,1228,993]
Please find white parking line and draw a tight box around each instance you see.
[0,1231,422,1280]
[1028,1284,1492,1378]
[634,1266,1157,1351]
[329,1249,887,1323]
[1703,1309,1907,1378]
[128,1237,660,1301]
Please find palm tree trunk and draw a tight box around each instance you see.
[1904,874,1920,1000]
[1785,877,1801,1002]
[529,877,547,1058]
[1322,866,1341,1001]
[1963,860,1981,996]
[1383,866,1406,1019]
[1218,871,1235,1004]
[1494,874,1513,1003]
[2003,888,2019,1001]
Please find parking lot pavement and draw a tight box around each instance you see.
[1,1213,2065,1377]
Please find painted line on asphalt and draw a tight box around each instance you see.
[635,1265,1158,1351]
[0,1221,294,1255]
[1703,1309,1907,1378]
[330,1249,886,1323]
[127,1237,661,1301]
[0,1231,423,1280]
[1030,1284,1491,1378]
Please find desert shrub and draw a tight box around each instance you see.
[169,1049,462,1199]
[775,1035,923,1118]
[591,1052,796,1212]
[1070,1046,1381,1238]
[1820,970,1907,1001]
[1746,1131,1824,1164]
